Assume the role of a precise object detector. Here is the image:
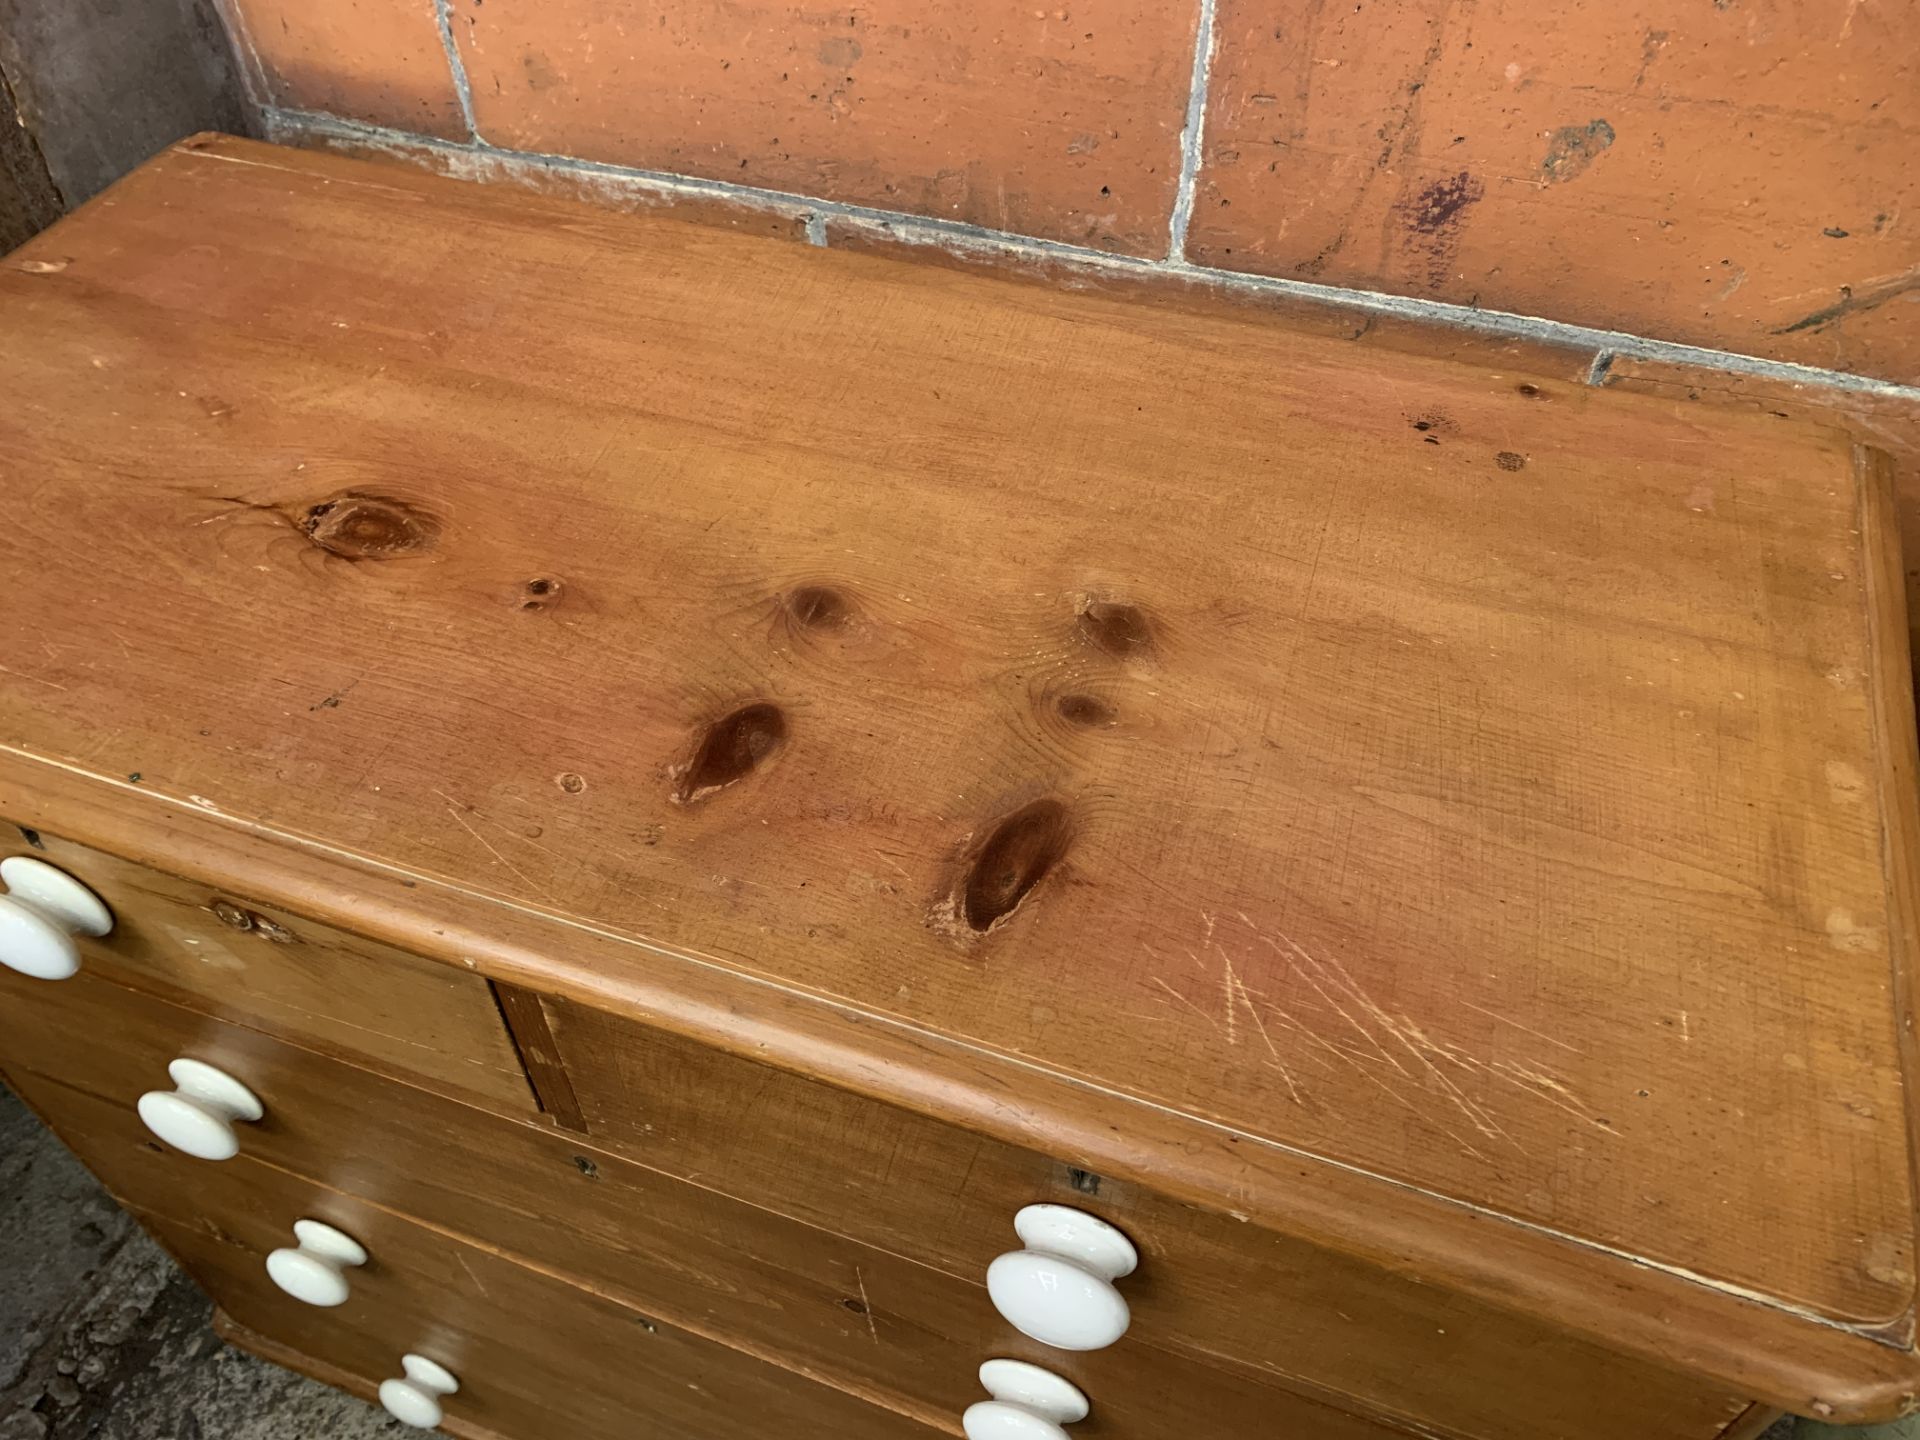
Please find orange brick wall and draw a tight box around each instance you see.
[1189,0,1919,382]
[219,0,1917,381]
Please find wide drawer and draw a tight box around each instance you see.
[54,1121,936,1439]
[538,994,1757,1440]
[2,827,533,1114]
[0,964,1438,1440]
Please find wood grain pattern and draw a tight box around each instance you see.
[135,1175,940,1440]
[210,1310,530,1440]
[0,827,534,1113]
[1595,359,1920,666]
[0,1052,934,1440]
[10,765,1896,1425]
[543,991,1750,1440]
[0,963,1743,1440]
[488,978,584,1130]
[1,135,1917,1419]
[0,1027,1445,1440]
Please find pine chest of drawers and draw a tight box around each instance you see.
[1,134,1916,1439]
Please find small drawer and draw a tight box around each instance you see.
[539,995,1756,1440]
[0,828,533,1113]
[0,965,1438,1440]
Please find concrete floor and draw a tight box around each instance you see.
[0,1081,1907,1440]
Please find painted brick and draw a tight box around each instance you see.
[448,0,1197,256]
[227,0,467,139]
[1189,0,1920,381]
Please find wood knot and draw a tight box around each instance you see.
[299,491,440,560]
[1056,693,1118,728]
[674,703,787,803]
[1077,600,1154,661]
[209,899,295,942]
[786,584,852,631]
[959,798,1073,933]
[210,899,254,931]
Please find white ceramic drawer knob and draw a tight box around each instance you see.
[379,1354,460,1430]
[986,1204,1137,1351]
[265,1219,367,1307]
[136,1058,264,1160]
[963,1358,1088,1440]
[0,856,112,980]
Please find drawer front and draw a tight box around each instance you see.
[77,1140,933,1439]
[1,828,533,1113]
[0,965,1432,1440]
[542,996,1753,1440]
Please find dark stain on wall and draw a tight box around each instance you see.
[1394,170,1485,289]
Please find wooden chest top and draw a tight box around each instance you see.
[2,136,1915,1406]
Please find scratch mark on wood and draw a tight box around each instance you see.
[1151,976,1222,1032]
[1249,922,1534,1151]
[1206,927,1304,1103]
[1460,998,1582,1054]
[454,1249,492,1300]
[1257,1001,1361,1076]
[1259,933,1407,1074]
[1392,1016,1520,1147]
[435,789,541,895]
[1207,915,1241,1046]
[1489,1059,1617,1133]
[0,662,68,692]
[853,1266,879,1344]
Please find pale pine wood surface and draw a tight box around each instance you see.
[131,1153,946,1439]
[0,966,1506,1440]
[16,828,533,1112]
[0,137,1911,1357]
[539,990,1753,1439]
